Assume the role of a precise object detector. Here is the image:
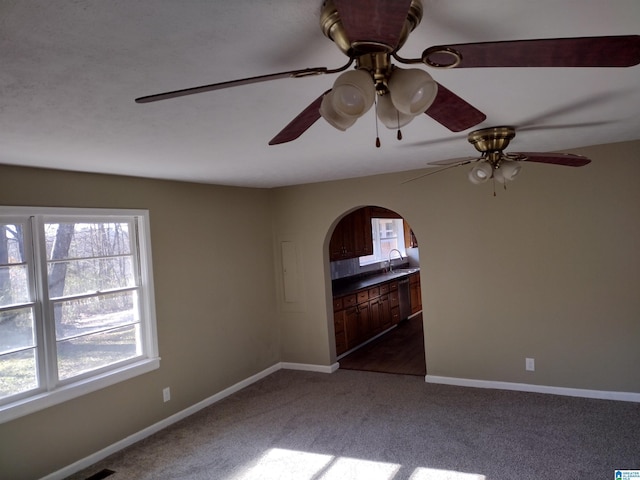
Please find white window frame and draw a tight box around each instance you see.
[359,218,406,266]
[0,206,160,424]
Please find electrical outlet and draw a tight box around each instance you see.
[162,387,171,402]
[525,358,535,372]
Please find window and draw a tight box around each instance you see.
[359,218,406,266]
[0,207,159,423]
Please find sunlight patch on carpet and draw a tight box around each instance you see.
[237,448,400,480]
[236,448,484,480]
[409,467,486,480]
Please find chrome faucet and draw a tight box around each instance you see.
[387,248,403,272]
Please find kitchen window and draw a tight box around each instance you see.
[0,207,159,423]
[359,218,406,266]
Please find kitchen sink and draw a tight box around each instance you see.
[393,268,420,274]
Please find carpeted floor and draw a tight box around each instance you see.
[69,369,640,480]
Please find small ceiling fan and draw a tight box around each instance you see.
[135,0,640,146]
[403,126,591,191]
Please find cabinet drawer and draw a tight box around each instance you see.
[391,305,400,325]
[379,283,390,295]
[333,297,343,311]
[389,281,398,291]
[368,286,380,299]
[390,291,399,307]
[356,290,369,304]
[342,294,357,308]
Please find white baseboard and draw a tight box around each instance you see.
[425,375,640,403]
[281,361,340,373]
[44,361,335,480]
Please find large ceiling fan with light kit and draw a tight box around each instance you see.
[135,0,640,146]
[403,126,592,193]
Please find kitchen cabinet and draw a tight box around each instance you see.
[329,207,373,261]
[409,272,422,314]
[334,278,400,355]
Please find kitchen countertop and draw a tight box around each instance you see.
[332,268,420,297]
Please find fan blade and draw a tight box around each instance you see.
[515,152,591,167]
[135,67,329,104]
[425,83,486,132]
[334,0,412,52]
[425,35,640,68]
[428,156,479,166]
[269,91,330,145]
[401,159,476,184]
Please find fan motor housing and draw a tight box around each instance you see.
[320,0,423,55]
[468,126,516,153]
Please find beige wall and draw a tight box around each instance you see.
[1,139,639,479]
[271,140,640,392]
[0,166,279,480]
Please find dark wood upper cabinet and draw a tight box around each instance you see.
[329,207,373,261]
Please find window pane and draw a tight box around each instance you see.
[1,223,29,307]
[0,308,35,354]
[45,222,131,260]
[0,349,38,399]
[0,264,30,307]
[1,224,25,264]
[54,290,139,341]
[48,256,135,298]
[57,325,139,380]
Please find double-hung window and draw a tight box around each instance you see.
[359,218,406,266]
[0,207,159,423]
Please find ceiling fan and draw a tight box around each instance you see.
[403,125,591,191]
[135,0,640,146]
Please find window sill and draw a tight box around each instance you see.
[0,357,160,424]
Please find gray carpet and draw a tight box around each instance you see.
[69,369,640,480]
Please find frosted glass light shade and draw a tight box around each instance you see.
[468,162,493,184]
[388,68,438,116]
[498,160,522,182]
[376,93,414,129]
[320,91,357,131]
[331,69,376,118]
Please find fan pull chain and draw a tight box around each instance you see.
[396,111,402,141]
[374,97,381,148]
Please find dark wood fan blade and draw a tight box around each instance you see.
[425,83,486,132]
[516,152,591,167]
[334,0,412,52]
[401,159,476,184]
[425,35,640,68]
[135,67,329,104]
[269,90,330,145]
[428,156,478,166]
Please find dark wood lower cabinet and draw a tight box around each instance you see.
[334,279,400,356]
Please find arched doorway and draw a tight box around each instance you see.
[329,206,426,376]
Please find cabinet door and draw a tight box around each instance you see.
[344,306,359,351]
[409,273,422,314]
[379,294,392,330]
[351,207,373,257]
[334,310,347,355]
[355,301,370,346]
[329,219,350,260]
[369,297,383,335]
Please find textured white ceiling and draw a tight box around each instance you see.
[2,0,639,187]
